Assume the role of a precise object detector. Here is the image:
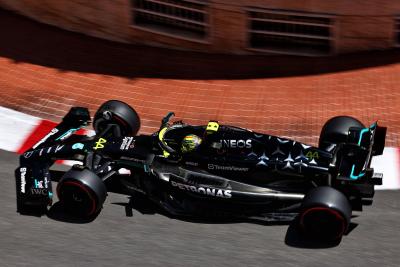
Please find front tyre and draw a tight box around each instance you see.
[299,186,351,241]
[93,100,141,137]
[57,169,107,217]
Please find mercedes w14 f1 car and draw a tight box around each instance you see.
[15,100,386,241]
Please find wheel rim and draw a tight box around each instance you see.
[95,115,131,136]
[57,181,97,216]
[300,207,346,240]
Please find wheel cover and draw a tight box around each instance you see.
[95,114,131,136]
[57,181,97,216]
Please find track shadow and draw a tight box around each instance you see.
[112,196,159,217]
[112,195,353,247]
[284,218,358,249]
[1,8,400,80]
[111,194,293,226]
[46,201,98,224]
[17,207,48,218]
[45,191,357,247]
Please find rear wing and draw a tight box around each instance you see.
[335,122,387,184]
[29,107,91,151]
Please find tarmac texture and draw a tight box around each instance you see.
[1,8,400,266]
[1,150,400,267]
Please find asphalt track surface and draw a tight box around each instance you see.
[1,150,400,266]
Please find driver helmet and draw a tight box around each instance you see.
[181,134,202,153]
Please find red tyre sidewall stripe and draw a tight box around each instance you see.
[299,207,347,240]
[112,115,130,132]
[57,181,97,216]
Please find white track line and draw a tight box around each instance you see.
[371,147,400,190]
[0,107,40,152]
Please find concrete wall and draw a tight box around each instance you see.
[0,0,399,55]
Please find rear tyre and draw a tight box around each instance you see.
[93,100,140,136]
[57,169,107,217]
[299,186,351,241]
[319,116,365,151]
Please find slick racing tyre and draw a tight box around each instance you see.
[319,116,365,151]
[94,100,141,137]
[299,186,351,241]
[57,169,107,217]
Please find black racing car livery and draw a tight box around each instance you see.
[15,100,387,242]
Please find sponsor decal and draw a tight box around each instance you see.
[120,137,135,150]
[185,161,199,166]
[24,145,64,159]
[301,144,311,149]
[93,138,107,150]
[32,128,59,149]
[20,167,27,193]
[39,147,49,154]
[34,179,44,189]
[72,143,84,150]
[23,151,34,159]
[171,181,232,198]
[30,188,47,196]
[220,139,252,149]
[277,138,290,144]
[56,127,80,141]
[55,145,64,153]
[44,175,50,189]
[306,151,319,160]
[208,164,249,172]
[120,156,146,164]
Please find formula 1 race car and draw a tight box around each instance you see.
[15,100,386,241]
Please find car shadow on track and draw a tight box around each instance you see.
[17,201,99,224]
[284,220,358,249]
[111,195,358,248]
[46,202,99,224]
[112,195,292,226]
[42,192,359,248]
